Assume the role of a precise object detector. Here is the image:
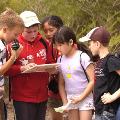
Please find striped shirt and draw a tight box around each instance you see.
[0,40,6,86]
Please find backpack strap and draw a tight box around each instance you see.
[59,56,62,63]
[39,38,48,52]
[51,43,59,62]
[60,52,89,82]
[80,52,89,82]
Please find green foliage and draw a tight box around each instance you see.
[0,0,11,12]
[0,0,120,50]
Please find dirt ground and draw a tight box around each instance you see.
[6,101,14,120]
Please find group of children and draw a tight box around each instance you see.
[0,8,120,120]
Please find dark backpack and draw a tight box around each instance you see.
[48,73,59,94]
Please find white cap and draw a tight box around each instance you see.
[20,11,40,27]
[79,27,99,42]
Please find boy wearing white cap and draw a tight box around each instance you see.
[8,11,53,120]
[79,27,120,120]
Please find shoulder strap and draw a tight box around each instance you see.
[51,43,58,62]
[80,52,89,82]
[39,38,48,52]
[59,56,62,63]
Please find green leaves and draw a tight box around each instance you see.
[0,0,120,50]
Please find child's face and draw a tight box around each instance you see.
[56,42,72,56]
[88,40,100,56]
[3,26,23,44]
[22,25,39,42]
[43,22,58,42]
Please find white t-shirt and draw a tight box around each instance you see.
[58,50,92,96]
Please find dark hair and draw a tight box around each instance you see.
[54,26,93,60]
[54,26,76,43]
[41,15,63,29]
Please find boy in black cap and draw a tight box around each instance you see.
[79,26,120,120]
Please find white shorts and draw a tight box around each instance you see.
[67,93,94,111]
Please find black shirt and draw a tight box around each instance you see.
[94,54,120,114]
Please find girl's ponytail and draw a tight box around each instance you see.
[77,42,92,59]
[76,42,99,62]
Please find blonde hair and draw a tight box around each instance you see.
[0,8,24,29]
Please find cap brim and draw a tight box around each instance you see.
[79,36,91,42]
[25,20,40,27]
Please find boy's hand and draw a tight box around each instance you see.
[20,63,36,72]
[101,93,115,104]
[11,44,23,60]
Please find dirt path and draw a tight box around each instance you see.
[7,101,14,120]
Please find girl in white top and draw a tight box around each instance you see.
[54,26,94,120]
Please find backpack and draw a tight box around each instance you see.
[48,73,59,94]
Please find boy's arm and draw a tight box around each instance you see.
[6,64,22,76]
[101,56,120,104]
[7,63,36,76]
[0,45,23,75]
[116,70,120,75]
[0,55,16,75]
[101,88,120,104]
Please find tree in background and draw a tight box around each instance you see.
[0,0,120,51]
